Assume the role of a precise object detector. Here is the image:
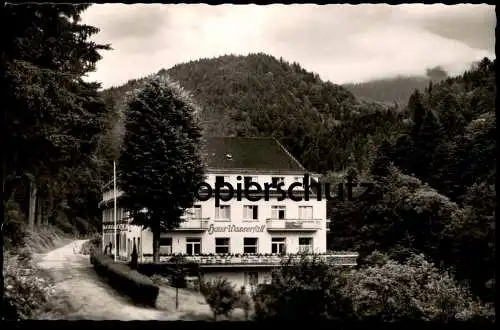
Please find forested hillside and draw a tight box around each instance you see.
[103,53,404,174]
[329,57,496,304]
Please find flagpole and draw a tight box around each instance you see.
[113,161,117,262]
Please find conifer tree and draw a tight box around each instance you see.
[408,90,426,137]
[412,110,445,180]
[2,3,110,314]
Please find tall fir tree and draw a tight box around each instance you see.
[411,110,445,180]
[2,3,110,316]
[3,3,110,226]
[408,89,426,137]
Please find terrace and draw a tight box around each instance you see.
[177,218,210,231]
[141,252,359,267]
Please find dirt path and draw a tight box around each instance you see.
[36,240,175,320]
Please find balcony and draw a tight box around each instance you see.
[142,252,359,267]
[102,218,131,233]
[266,219,322,231]
[101,190,123,204]
[177,218,210,231]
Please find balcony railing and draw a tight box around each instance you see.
[178,218,210,230]
[101,190,123,204]
[102,218,210,232]
[142,252,358,266]
[266,219,322,231]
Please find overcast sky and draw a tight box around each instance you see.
[81,4,495,89]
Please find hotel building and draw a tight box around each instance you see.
[100,137,358,288]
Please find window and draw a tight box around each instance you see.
[243,238,258,254]
[137,237,141,257]
[299,206,313,219]
[244,272,259,287]
[115,233,120,252]
[299,237,313,253]
[215,238,230,254]
[193,205,202,218]
[121,233,126,252]
[244,176,258,185]
[216,176,230,184]
[271,237,286,254]
[186,238,201,255]
[271,206,286,220]
[271,177,285,187]
[159,237,172,254]
[199,177,210,192]
[215,205,231,220]
[186,205,202,219]
[243,205,259,220]
[133,237,136,249]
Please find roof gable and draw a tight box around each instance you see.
[204,137,306,172]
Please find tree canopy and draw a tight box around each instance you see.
[118,75,205,262]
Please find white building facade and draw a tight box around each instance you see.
[100,137,358,289]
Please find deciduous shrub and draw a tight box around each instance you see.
[252,252,495,322]
[253,255,342,321]
[200,277,238,320]
[237,286,252,320]
[80,233,102,255]
[344,253,495,322]
[3,249,64,320]
[90,252,159,307]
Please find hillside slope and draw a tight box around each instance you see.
[342,66,449,104]
[343,76,431,104]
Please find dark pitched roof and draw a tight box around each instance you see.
[204,137,306,172]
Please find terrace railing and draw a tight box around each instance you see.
[141,252,358,266]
